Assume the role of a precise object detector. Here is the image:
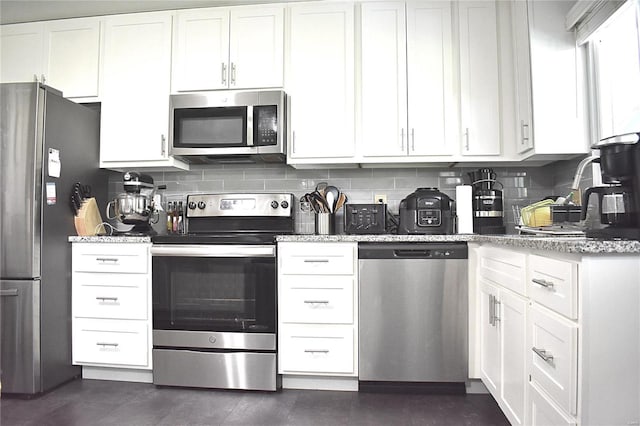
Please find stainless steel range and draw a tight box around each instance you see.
[150,193,294,391]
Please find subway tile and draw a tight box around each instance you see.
[395,176,437,189]
[163,170,204,181]
[194,181,224,192]
[265,179,309,191]
[160,181,199,193]
[372,168,416,178]
[223,180,265,191]
[285,169,330,179]
[351,178,395,190]
[329,168,372,179]
[244,168,288,179]
[203,168,244,180]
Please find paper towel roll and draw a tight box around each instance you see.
[456,185,473,234]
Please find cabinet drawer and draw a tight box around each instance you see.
[479,246,526,296]
[529,382,576,425]
[529,304,578,416]
[73,243,149,274]
[528,254,578,319]
[73,273,148,320]
[73,319,149,367]
[279,275,354,324]
[279,325,355,375]
[278,242,356,275]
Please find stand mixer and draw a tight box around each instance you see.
[106,171,159,235]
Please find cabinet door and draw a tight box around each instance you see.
[360,2,407,157]
[172,8,230,92]
[458,1,501,156]
[479,279,501,395]
[44,18,101,99]
[101,12,172,163]
[0,23,44,83]
[230,6,284,89]
[500,290,528,426]
[287,3,355,160]
[407,1,455,156]
[511,0,534,153]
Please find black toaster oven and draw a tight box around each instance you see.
[344,204,387,234]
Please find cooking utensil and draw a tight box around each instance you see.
[315,182,328,194]
[335,193,347,212]
[325,186,339,212]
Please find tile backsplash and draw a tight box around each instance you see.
[108,160,592,234]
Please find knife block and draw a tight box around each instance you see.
[74,198,105,236]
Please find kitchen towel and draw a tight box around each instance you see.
[456,185,473,234]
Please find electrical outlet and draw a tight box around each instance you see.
[374,194,387,204]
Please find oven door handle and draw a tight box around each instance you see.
[150,244,276,257]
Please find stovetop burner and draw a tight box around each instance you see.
[152,233,283,245]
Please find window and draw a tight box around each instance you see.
[588,0,640,139]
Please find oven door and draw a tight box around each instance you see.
[151,245,276,336]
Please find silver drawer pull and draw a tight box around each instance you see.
[303,259,329,263]
[96,257,119,263]
[532,278,555,289]
[304,300,329,304]
[304,349,329,354]
[532,347,554,364]
[96,296,118,302]
[1,289,19,297]
[96,342,119,347]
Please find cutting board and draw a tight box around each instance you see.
[74,198,105,236]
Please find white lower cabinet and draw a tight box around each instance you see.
[277,242,358,388]
[71,242,152,381]
[474,244,640,425]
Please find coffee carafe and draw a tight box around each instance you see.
[106,171,159,235]
[581,132,640,239]
[467,168,506,234]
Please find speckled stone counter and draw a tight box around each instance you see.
[276,234,640,254]
[68,236,151,243]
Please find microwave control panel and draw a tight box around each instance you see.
[254,105,278,146]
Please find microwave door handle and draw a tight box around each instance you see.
[247,106,254,146]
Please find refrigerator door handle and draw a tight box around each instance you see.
[1,289,19,297]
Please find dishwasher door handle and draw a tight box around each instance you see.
[393,249,430,257]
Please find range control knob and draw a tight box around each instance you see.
[197,201,206,209]
[188,201,197,210]
[270,200,279,209]
[280,200,289,209]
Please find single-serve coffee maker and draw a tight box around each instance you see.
[581,132,640,239]
[467,168,505,234]
[106,171,159,235]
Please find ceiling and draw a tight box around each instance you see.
[0,0,311,25]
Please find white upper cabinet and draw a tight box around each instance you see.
[360,1,455,159]
[1,19,101,99]
[512,1,588,157]
[172,5,284,92]
[458,1,502,156]
[286,2,355,161]
[100,12,186,169]
[360,2,408,158]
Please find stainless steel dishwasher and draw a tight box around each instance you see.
[358,243,468,392]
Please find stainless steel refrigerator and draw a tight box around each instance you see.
[0,82,107,395]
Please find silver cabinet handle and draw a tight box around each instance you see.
[401,128,405,151]
[41,74,46,84]
[520,120,530,144]
[464,127,470,151]
[303,259,329,263]
[96,296,118,302]
[411,128,415,152]
[532,347,554,364]
[231,62,236,85]
[304,300,329,304]
[96,257,118,263]
[493,297,501,324]
[161,134,166,156]
[292,130,296,154]
[221,62,227,85]
[1,289,18,297]
[489,294,495,326]
[304,349,329,354]
[532,278,555,289]
[96,342,119,347]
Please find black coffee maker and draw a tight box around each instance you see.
[467,168,506,234]
[581,132,640,239]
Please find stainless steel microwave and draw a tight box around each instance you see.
[169,90,286,163]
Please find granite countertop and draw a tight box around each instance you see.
[68,236,152,243]
[275,234,640,254]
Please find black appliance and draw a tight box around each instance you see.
[150,192,294,391]
[467,168,505,234]
[344,203,387,234]
[398,188,454,234]
[581,132,640,239]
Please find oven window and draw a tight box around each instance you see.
[173,106,247,147]
[152,256,275,333]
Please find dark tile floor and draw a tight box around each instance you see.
[1,379,509,426]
